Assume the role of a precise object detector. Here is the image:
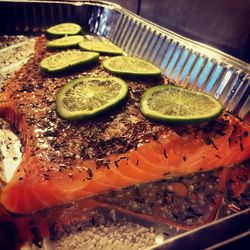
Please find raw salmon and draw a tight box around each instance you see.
[0,35,250,214]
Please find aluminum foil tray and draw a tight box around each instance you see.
[0,1,250,249]
[1,0,249,118]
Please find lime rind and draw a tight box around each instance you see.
[56,77,128,120]
[79,39,124,55]
[140,85,223,124]
[40,51,99,74]
[103,56,161,77]
[47,35,85,48]
[47,23,82,36]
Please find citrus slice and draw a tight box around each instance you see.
[79,39,123,55]
[46,23,81,36]
[47,35,84,48]
[103,56,161,76]
[140,85,223,124]
[56,77,128,120]
[40,50,99,74]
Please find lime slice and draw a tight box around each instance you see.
[47,35,84,48]
[40,50,99,74]
[56,77,128,120]
[140,85,223,124]
[103,56,161,76]
[47,23,81,36]
[79,39,123,55]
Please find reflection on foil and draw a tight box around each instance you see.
[0,128,22,183]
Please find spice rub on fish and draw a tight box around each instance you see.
[0,35,250,214]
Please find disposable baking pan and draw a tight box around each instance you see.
[0,1,249,249]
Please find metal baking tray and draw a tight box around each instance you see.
[1,0,249,118]
[0,1,249,249]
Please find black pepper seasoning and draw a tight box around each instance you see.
[87,168,93,178]
[240,143,244,151]
[164,148,168,158]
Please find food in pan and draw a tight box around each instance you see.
[56,77,128,120]
[47,35,85,49]
[103,56,162,76]
[79,39,124,55]
[46,23,82,36]
[140,85,223,124]
[0,28,250,215]
[40,50,99,74]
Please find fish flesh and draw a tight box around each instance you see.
[0,35,250,214]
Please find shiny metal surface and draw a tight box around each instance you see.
[150,208,250,250]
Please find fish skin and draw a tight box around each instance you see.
[0,36,250,214]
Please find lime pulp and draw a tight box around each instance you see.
[46,23,81,36]
[56,77,128,120]
[103,56,161,76]
[40,50,99,73]
[47,35,84,48]
[79,38,123,55]
[140,85,223,124]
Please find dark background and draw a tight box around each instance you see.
[107,0,250,63]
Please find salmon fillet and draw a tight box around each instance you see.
[0,35,250,214]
